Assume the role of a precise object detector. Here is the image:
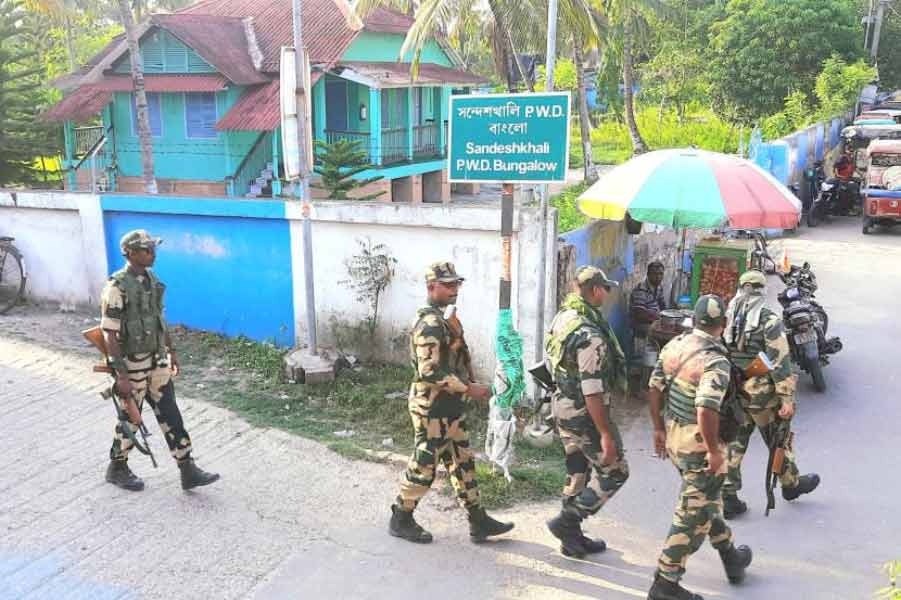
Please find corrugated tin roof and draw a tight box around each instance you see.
[337,61,490,87]
[93,74,229,92]
[363,7,414,34]
[43,87,113,122]
[214,71,322,131]
[179,0,361,73]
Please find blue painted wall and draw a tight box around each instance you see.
[341,32,453,66]
[101,195,295,346]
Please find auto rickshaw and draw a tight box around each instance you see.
[862,139,901,234]
[841,123,901,174]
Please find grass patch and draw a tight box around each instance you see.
[174,328,565,509]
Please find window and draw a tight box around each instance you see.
[185,92,218,138]
[131,92,162,137]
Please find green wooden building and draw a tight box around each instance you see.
[45,0,488,202]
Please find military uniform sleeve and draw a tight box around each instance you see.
[762,312,796,398]
[412,313,468,393]
[576,332,609,403]
[100,280,125,332]
[695,355,730,411]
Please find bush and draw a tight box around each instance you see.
[551,181,591,234]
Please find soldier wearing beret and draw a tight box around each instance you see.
[544,266,629,558]
[100,229,219,492]
[388,261,514,544]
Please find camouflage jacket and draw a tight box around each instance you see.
[546,294,626,433]
[649,329,731,471]
[100,268,168,358]
[726,306,795,409]
[408,304,474,419]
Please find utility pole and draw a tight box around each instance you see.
[871,0,890,61]
[534,0,559,376]
[292,0,318,354]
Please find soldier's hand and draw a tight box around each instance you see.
[653,429,667,458]
[778,401,795,419]
[170,351,180,377]
[600,433,618,466]
[705,449,725,475]
[466,383,492,403]
[115,374,134,399]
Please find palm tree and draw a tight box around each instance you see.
[116,0,156,193]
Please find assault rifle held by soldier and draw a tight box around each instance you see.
[83,326,157,468]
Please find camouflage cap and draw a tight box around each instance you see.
[425,261,465,283]
[576,266,619,289]
[739,269,767,287]
[119,229,162,253]
[694,294,726,326]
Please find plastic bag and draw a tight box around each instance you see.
[485,374,517,482]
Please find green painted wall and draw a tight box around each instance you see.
[109,87,259,181]
[341,32,453,66]
[113,29,215,74]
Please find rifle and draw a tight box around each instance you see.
[527,361,556,432]
[83,326,157,468]
[764,419,792,516]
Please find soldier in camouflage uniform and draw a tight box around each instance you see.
[646,295,752,600]
[544,266,629,558]
[388,261,514,544]
[721,270,820,519]
[101,230,219,492]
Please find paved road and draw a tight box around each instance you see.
[1,216,898,599]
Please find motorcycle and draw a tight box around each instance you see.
[777,262,842,392]
[802,162,826,226]
[811,178,862,226]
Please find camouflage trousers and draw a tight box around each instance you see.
[396,414,479,512]
[558,422,630,518]
[658,421,734,583]
[722,409,800,498]
[110,366,193,463]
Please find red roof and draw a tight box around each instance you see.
[179,0,361,73]
[43,87,113,122]
[151,14,268,84]
[215,72,322,131]
[337,61,489,86]
[363,7,414,34]
[93,74,229,92]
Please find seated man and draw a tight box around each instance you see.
[630,261,667,363]
[833,154,855,180]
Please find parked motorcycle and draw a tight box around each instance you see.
[802,162,826,225]
[777,262,842,392]
[811,178,862,226]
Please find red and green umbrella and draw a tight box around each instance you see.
[578,148,801,229]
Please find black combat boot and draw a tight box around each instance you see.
[547,511,604,557]
[782,473,820,501]
[722,494,748,520]
[105,460,144,491]
[718,543,753,584]
[468,506,514,543]
[389,505,433,543]
[178,459,220,490]
[647,571,704,600]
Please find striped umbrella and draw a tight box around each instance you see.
[578,148,801,229]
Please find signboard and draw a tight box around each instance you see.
[448,92,571,183]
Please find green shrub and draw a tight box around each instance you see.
[551,181,591,234]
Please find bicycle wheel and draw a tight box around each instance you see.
[0,245,26,314]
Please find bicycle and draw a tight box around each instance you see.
[726,229,777,274]
[0,237,26,314]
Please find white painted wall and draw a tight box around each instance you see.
[0,191,107,308]
[286,201,556,380]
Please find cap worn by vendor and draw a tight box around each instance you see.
[425,261,465,283]
[576,266,620,289]
[694,294,726,326]
[739,269,767,287]
[120,229,162,253]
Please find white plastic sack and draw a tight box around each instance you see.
[485,367,516,481]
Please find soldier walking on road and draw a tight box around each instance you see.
[647,295,752,600]
[101,230,220,492]
[544,266,630,558]
[388,261,514,544]
[721,270,820,518]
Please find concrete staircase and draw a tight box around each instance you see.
[246,161,276,198]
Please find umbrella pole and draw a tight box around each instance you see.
[671,228,687,308]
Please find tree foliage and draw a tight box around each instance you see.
[312,139,386,201]
[0,0,58,186]
[708,0,863,123]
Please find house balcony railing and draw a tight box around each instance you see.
[325,129,371,148]
[74,126,104,158]
[413,123,440,159]
[381,127,408,165]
